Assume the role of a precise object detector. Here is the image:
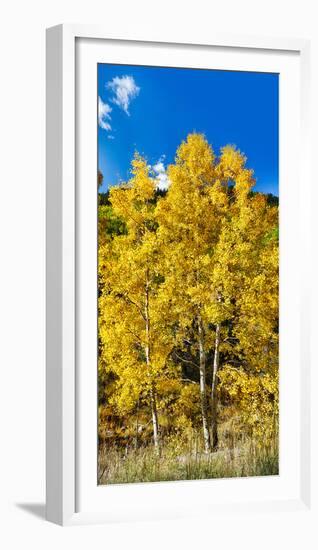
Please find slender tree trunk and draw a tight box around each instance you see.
[145,272,160,451]
[150,384,160,451]
[211,322,221,451]
[134,397,140,450]
[198,315,211,453]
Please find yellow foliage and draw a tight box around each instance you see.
[218,366,278,438]
[98,133,279,454]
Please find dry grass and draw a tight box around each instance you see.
[98,434,278,485]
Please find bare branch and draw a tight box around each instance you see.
[127,327,143,343]
[173,352,199,370]
[122,294,146,321]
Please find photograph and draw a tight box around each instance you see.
[97,63,279,485]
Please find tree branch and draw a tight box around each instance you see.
[126,327,143,343]
[122,294,146,321]
[173,352,200,370]
[181,378,197,384]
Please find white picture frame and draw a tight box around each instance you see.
[46,24,311,526]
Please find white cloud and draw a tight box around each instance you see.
[98,97,112,130]
[152,158,170,191]
[107,75,140,115]
[107,135,115,140]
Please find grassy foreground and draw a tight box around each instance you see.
[98,436,278,485]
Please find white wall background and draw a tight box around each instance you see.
[0,0,317,547]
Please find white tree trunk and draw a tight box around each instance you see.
[150,385,160,450]
[211,322,221,450]
[145,273,160,451]
[198,315,211,453]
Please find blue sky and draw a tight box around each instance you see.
[98,64,279,196]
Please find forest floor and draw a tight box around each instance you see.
[98,436,278,485]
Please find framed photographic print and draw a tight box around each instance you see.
[46,25,311,526]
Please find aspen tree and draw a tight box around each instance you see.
[99,155,174,450]
[156,134,221,452]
